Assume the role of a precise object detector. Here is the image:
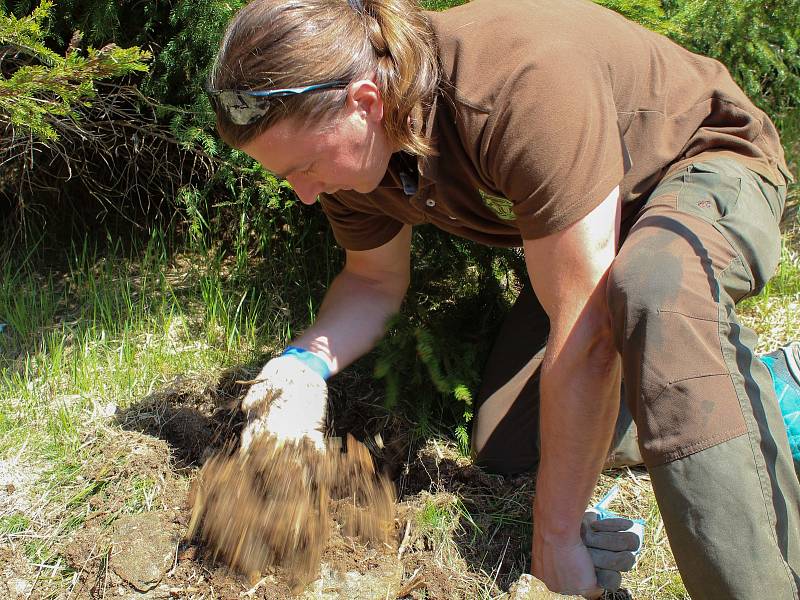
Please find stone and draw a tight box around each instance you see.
[508,574,584,600]
[7,577,31,596]
[110,512,177,592]
[302,561,404,600]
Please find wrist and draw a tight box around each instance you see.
[281,345,331,380]
[534,499,583,544]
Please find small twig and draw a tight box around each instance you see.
[396,568,424,597]
[490,537,511,588]
[234,378,266,386]
[432,439,444,460]
[240,575,269,597]
[397,519,412,560]
[24,567,42,600]
[168,587,200,594]
[166,541,180,577]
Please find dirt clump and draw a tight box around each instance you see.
[0,545,36,599]
[188,434,395,590]
[110,512,180,591]
[116,373,247,468]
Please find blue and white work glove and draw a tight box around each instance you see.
[240,346,330,452]
[581,485,645,591]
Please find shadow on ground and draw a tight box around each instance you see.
[115,367,251,468]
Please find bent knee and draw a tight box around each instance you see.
[607,250,686,319]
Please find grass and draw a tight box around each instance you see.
[738,105,800,350]
[0,228,310,596]
[0,513,30,535]
[740,230,800,351]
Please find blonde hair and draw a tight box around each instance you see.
[210,0,440,156]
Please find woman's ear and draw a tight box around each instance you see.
[347,79,384,123]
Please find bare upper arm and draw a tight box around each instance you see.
[343,224,412,294]
[522,187,621,329]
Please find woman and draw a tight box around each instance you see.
[207,0,799,597]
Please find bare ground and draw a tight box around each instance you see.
[1,373,639,599]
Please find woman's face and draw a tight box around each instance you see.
[241,80,394,205]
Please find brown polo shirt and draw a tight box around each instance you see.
[320,0,792,251]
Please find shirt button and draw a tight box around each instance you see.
[425,198,436,207]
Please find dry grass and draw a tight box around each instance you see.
[740,226,800,352]
[400,440,687,599]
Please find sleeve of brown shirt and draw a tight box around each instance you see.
[485,42,626,240]
[319,192,405,251]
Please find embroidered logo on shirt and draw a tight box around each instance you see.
[479,190,516,221]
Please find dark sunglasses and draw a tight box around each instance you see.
[205,80,350,126]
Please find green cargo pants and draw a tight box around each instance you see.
[472,157,800,598]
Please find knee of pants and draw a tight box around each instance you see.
[606,223,726,345]
[605,250,751,465]
[606,251,670,345]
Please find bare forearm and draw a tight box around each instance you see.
[293,269,406,376]
[534,328,621,542]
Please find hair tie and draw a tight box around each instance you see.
[347,0,364,13]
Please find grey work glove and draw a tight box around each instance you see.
[580,486,645,591]
[239,355,328,452]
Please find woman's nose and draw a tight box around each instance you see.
[286,175,320,205]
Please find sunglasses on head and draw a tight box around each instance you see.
[205,80,350,126]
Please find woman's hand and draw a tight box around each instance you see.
[240,355,328,452]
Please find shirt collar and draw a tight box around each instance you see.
[416,90,441,191]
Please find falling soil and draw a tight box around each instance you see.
[187,434,395,591]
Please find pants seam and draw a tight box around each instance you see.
[718,299,799,595]
[662,372,730,385]
[649,429,748,466]
[656,308,720,323]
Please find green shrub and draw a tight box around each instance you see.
[0,1,149,141]
[664,0,800,120]
[373,229,524,445]
[594,0,678,35]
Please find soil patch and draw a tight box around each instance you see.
[0,545,36,599]
[47,375,632,599]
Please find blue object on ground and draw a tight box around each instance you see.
[761,342,800,474]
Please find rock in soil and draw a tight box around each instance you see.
[110,512,179,592]
[302,561,404,600]
[508,574,584,599]
[188,434,395,590]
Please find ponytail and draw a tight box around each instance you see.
[360,0,439,156]
[210,0,440,156]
